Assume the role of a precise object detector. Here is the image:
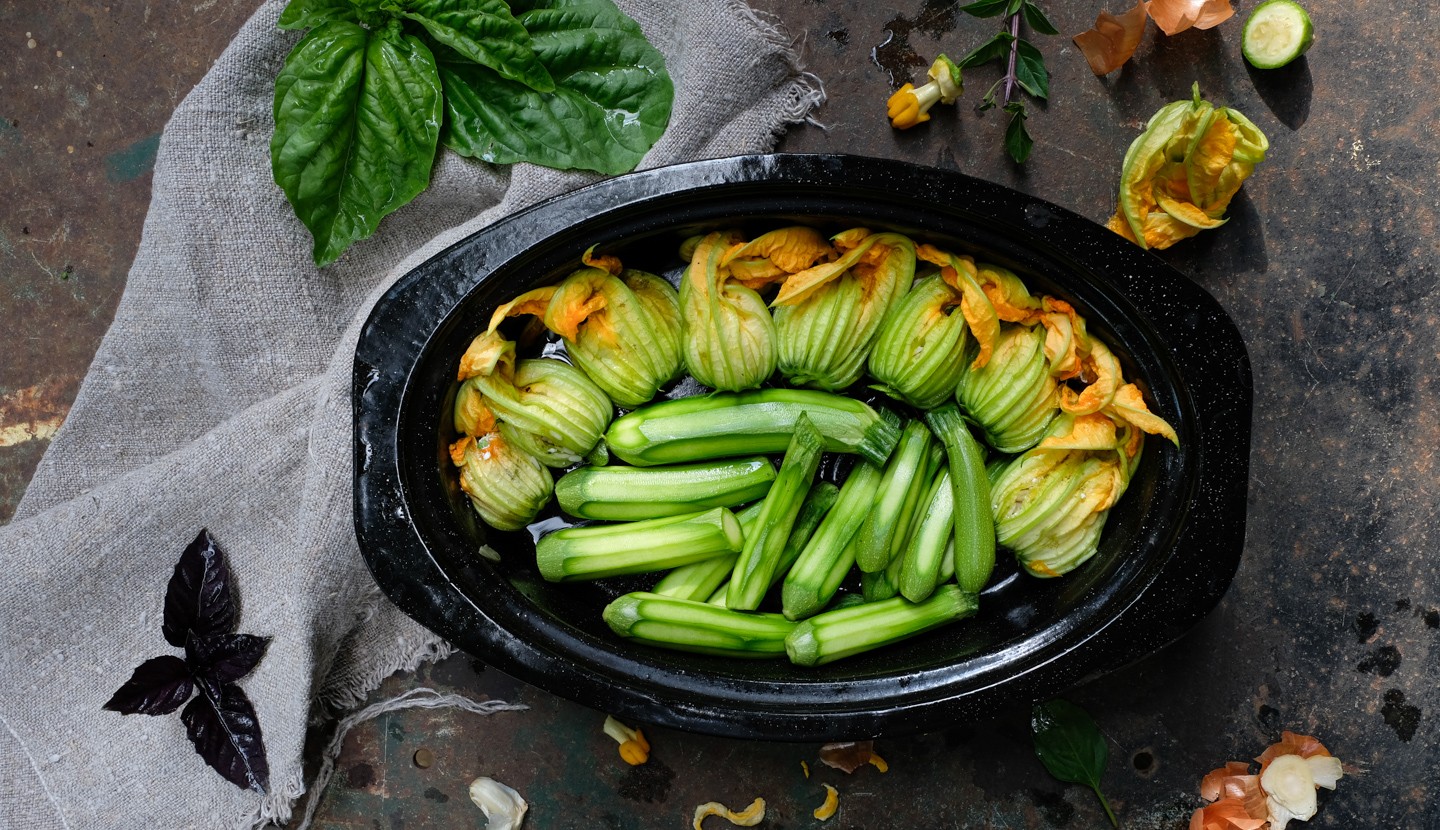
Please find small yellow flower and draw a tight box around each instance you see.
[602,715,651,766]
[887,55,962,130]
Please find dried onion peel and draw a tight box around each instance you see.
[1190,731,1343,830]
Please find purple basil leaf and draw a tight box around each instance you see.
[103,655,194,716]
[186,633,270,685]
[182,683,269,794]
[163,529,237,647]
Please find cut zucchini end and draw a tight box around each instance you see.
[1242,0,1314,70]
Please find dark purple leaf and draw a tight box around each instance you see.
[103,655,194,716]
[186,633,270,685]
[182,683,269,794]
[163,529,236,647]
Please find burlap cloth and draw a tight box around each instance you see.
[0,1,821,826]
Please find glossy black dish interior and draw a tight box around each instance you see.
[353,154,1251,741]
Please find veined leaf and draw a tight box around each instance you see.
[1004,102,1033,163]
[278,0,361,30]
[102,656,194,716]
[1014,38,1049,100]
[1006,0,1024,16]
[163,529,235,648]
[440,0,673,175]
[959,0,1009,16]
[1022,2,1060,35]
[183,684,270,795]
[958,32,1013,69]
[1031,699,1117,826]
[271,21,442,266]
[388,0,555,92]
[186,633,271,685]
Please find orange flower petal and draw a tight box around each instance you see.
[1038,297,1087,378]
[1073,1,1148,75]
[1106,383,1179,445]
[581,245,623,276]
[915,243,952,269]
[544,269,612,341]
[453,383,498,436]
[772,234,876,307]
[977,264,1042,323]
[487,285,557,334]
[1059,339,1121,415]
[1200,761,1252,802]
[1190,796,1268,830]
[1107,210,1140,244]
[449,436,475,467]
[724,226,836,275]
[457,330,516,382]
[1039,413,1118,451]
[1145,0,1234,36]
[1140,209,1204,249]
[727,260,789,290]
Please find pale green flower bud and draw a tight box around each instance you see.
[450,433,554,532]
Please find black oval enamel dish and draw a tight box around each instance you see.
[353,154,1251,741]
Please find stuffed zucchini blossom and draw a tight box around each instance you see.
[867,266,974,410]
[680,227,835,391]
[990,373,1178,577]
[487,248,683,407]
[455,330,612,468]
[772,228,916,390]
[450,429,553,532]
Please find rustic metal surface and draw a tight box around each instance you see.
[6,1,1437,827]
[0,0,258,522]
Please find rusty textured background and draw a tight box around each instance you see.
[4,1,1437,827]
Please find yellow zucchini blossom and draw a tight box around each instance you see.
[1108,83,1268,249]
[887,55,963,130]
[602,715,651,766]
[487,247,683,407]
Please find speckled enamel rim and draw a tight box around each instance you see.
[353,154,1251,741]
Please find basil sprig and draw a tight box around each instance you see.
[957,0,1054,163]
[273,0,674,266]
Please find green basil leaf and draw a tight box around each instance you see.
[1022,2,1059,36]
[1030,700,1116,826]
[277,0,361,30]
[1005,0,1024,16]
[271,22,442,266]
[958,32,1013,69]
[387,0,555,92]
[1013,38,1049,100]
[440,0,673,175]
[1003,102,1032,163]
[958,0,1008,17]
